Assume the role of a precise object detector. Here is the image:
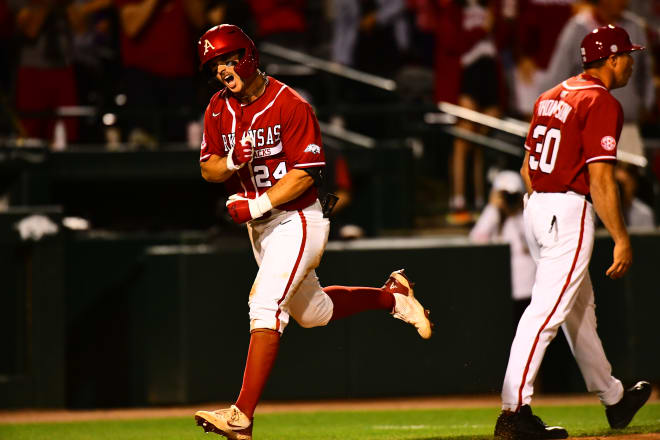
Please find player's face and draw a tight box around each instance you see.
[211,51,245,94]
[612,52,634,89]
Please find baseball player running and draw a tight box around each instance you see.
[494,25,651,440]
[192,25,432,440]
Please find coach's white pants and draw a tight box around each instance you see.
[246,200,334,334]
[501,192,623,410]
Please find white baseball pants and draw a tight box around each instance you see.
[501,192,623,410]
[246,200,334,333]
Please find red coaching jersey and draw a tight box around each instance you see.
[200,77,325,211]
[525,74,623,195]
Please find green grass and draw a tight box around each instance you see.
[1,403,659,440]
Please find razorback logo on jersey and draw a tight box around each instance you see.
[601,136,616,151]
[304,144,321,154]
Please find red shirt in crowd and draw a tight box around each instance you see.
[200,77,324,211]
[115,0,196,77]
[432,0,506,105]
[516,0,575,69]
[525,74,623,196]
[247,0,306,39]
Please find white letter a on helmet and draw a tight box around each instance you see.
[203,40,215,55]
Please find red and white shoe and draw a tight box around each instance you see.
[194,405,253,439]
[383,269,432,339]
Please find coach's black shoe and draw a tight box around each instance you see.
[494,405,568,440]
[606,381,652,429]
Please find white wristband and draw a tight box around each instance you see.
[226,148,245,171]
[248,193,273,219]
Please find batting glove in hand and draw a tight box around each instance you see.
[226,193,273,224]
[226,132,255,170]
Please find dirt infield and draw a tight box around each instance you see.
[1,390,658,426]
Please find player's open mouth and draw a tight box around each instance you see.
[223,74,236,88]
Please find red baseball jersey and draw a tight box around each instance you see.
[200,77,325,211]
[524,73,623,195]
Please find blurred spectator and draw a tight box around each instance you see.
[115,0,205,148]
[540,0,654,158]
[406,0,438,66]
[469,170,535,327]
[247,0,307,49]
[204,0,252,34]
[68,0,117,142]
[629,0,660,121]
[322,140,366,239]
[332,0,410,76]
[0,0,12,91]
[629,0,660,30]
[615,163,656,228]
[9,0,81,146]
[512,0,577,118]
[433,0,504,225]
[0,0,16,137]
[69,1,117,98]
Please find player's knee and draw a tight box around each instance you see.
[288,291,333,328]
[292,312,326,328]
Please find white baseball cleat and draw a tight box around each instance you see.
[383,269,433,339]
[194,405,253,439]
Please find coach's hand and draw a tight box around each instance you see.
[226,193,272,224]
[226,132,255,170]
[606,239,632,279]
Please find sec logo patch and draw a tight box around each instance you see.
[600,136,616,151]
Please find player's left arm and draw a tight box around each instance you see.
[584,97,629,279]
[589,161,632,280]
[268,97,323,207]
[265,169,314,207]
[225,169,314,224]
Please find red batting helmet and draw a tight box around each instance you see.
[580,25,644,64]
[198,24,259,79]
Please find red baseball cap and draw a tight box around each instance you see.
[580,25,644,64]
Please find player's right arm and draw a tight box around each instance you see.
[520,151,532,195]
[200,155,234,183]
[201,130,254,182]
[588,161,632,280]
[199,96,252,183]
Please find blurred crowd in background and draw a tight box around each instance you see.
[0,0,659,230]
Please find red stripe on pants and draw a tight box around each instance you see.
[516,201,587,410]
[274,210,307,331]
